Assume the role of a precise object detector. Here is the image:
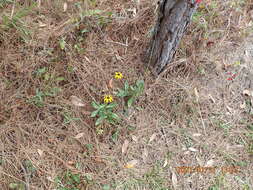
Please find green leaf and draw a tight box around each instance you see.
[106,103,117,109]
[130,85,135,92]
[136,80,144,93]
[82,9,102,17]
[124,81,129,91]
[85,144,93,151]
[110,113,120,121]
[44,73,50,81]
[91,101,100,109]
[55,77,65,81]
[9,183,19,189]
[117,89,127,97]
[59,38,66,50]
[102,184,110,190]
[81,29,89,33]
[95,115,106,126]
[72,174,80,183]
[127,97,134,108]
[111,130,119,142]
[136,79,144,87]
[36,67,47,75]
[50,87,61,94]
[91,110,99,117]
[208,185,219,190]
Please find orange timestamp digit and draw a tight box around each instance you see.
[221,166,240,174]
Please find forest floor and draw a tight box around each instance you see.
[0,0,253,189]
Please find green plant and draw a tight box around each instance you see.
[143,163,171,190]
[0,0,14,8]
[217,121,232,136]
[111,129,119,142]
[63,112,80,124]
[27,87,61,107]
[23,160,36,174]
[0,3,35,42]
[35,67,47,76]
[35,67,65,84]
[9,182,25,190]
[74,43,85,53]
[208,185,220,190]
[9,160,36,190]
[116,80,144,108]
[59,37,67,50]
[55,170,82,190]
[27,89,46,107]
[91,101,120,126]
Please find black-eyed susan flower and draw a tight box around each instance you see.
[104,95,113,103]
[114,72,123,79]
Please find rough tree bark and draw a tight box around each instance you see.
[146,0,199,75]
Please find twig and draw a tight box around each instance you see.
[10,0,16,19]
[105,40,128,47]
[20,163,30,190]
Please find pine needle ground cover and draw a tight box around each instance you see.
[0,0,252,189]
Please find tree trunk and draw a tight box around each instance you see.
[146,0,198,75]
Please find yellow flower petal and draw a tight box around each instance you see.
[124,160,138,169]
[125,164,134,169]
[114,72,123,79]
[104,95,113,103]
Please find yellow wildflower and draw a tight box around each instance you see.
[124,160,138,169]
[114,72,123,79]
[104,95,113,103]
[96,128,104,135]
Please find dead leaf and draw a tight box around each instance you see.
[240,102,246,109]
[194,88,199,101]
[226,105,233,113]
[131,135,138,142]
[233,61,241,67]
[125,160,138,169]
[74,133,84,139]
[192,133,201,137]
[122,140,129,155]
[94,157,105,163]
[37,0,41,8]
[188,147,198,152]
[82,110,91,115]
[149,133,157,143]
[68,161,75,165]
[233,145,244,148]
[47,176,54,182]
[142,148,148,163]
[205,159,215,167]
[38,21,46,28]
[84,56,91,63]
[171,172,178,189]
[196,156,203,165]
[109,79,114,89]
[70,96,85,107]
[243,89,253,96]
[208,94,216,103]
[115,54,123,61]
[37,149,43,156]
[163,159,168,167]
[63,2,68,12]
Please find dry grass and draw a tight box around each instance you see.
[0,0,253,189]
